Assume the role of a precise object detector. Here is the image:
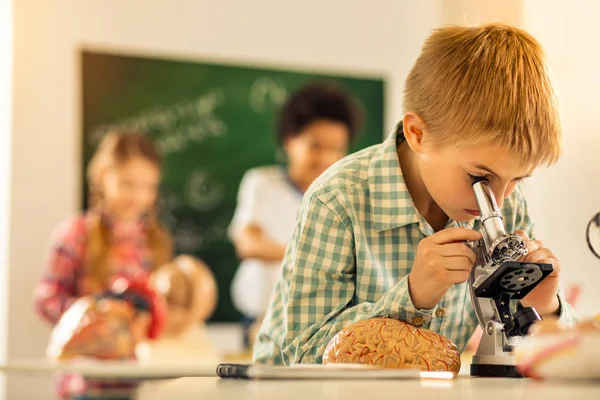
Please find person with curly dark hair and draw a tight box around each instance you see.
[228,81,362,349]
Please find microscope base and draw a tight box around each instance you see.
[470,363,523,378]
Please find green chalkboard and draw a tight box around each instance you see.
[81,49,385,322]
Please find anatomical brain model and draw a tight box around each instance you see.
[46,277,166,361]
[148,255,218,336]
[46,255,218,362]
[323,317,461,375]
[515,315,600,379]
[139,255,220,361]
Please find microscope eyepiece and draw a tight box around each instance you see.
[470,176,489,185]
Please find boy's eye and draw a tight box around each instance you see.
[467,173,491,182]
[467,173,530,183]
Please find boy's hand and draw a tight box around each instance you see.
[515,230,561,316]
[408,228,482,309]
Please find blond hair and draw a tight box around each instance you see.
[86,131,173,288]
[403,23,561,167]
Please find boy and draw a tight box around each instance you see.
[253,23,578,365]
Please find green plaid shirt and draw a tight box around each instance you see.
[253,128,577,365]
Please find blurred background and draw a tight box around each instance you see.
[1,0,599,398]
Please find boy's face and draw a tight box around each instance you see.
[418,142,533,222]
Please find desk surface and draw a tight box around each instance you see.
[137,376,600,400]
[3,373,600,399]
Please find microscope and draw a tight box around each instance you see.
[586,211,600,260]
[467,178,554,377]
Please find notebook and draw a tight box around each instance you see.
[216,363,454,380]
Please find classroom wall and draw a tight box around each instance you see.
[1,0,14,398]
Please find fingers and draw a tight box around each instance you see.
[430,228,482,245]
[514,230,544,259]
[523,246,560,275]
[524,247,554,264]
[439,255,475,271]
[515,229,529,240]
[514,233,561,277]
[439,242,477,265]
[446,269,472,284]
[537,257,560,276]
[524,239,544,255]
[520,238,560,278]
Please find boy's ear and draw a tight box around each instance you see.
[402,113,427,154]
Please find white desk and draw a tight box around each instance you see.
[3,353,600,400]
[135,376,600,400]
[2,371,600,399]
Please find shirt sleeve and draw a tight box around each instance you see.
[33,217,86,325]
[253,194,434,365]
[228,169,268,240]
